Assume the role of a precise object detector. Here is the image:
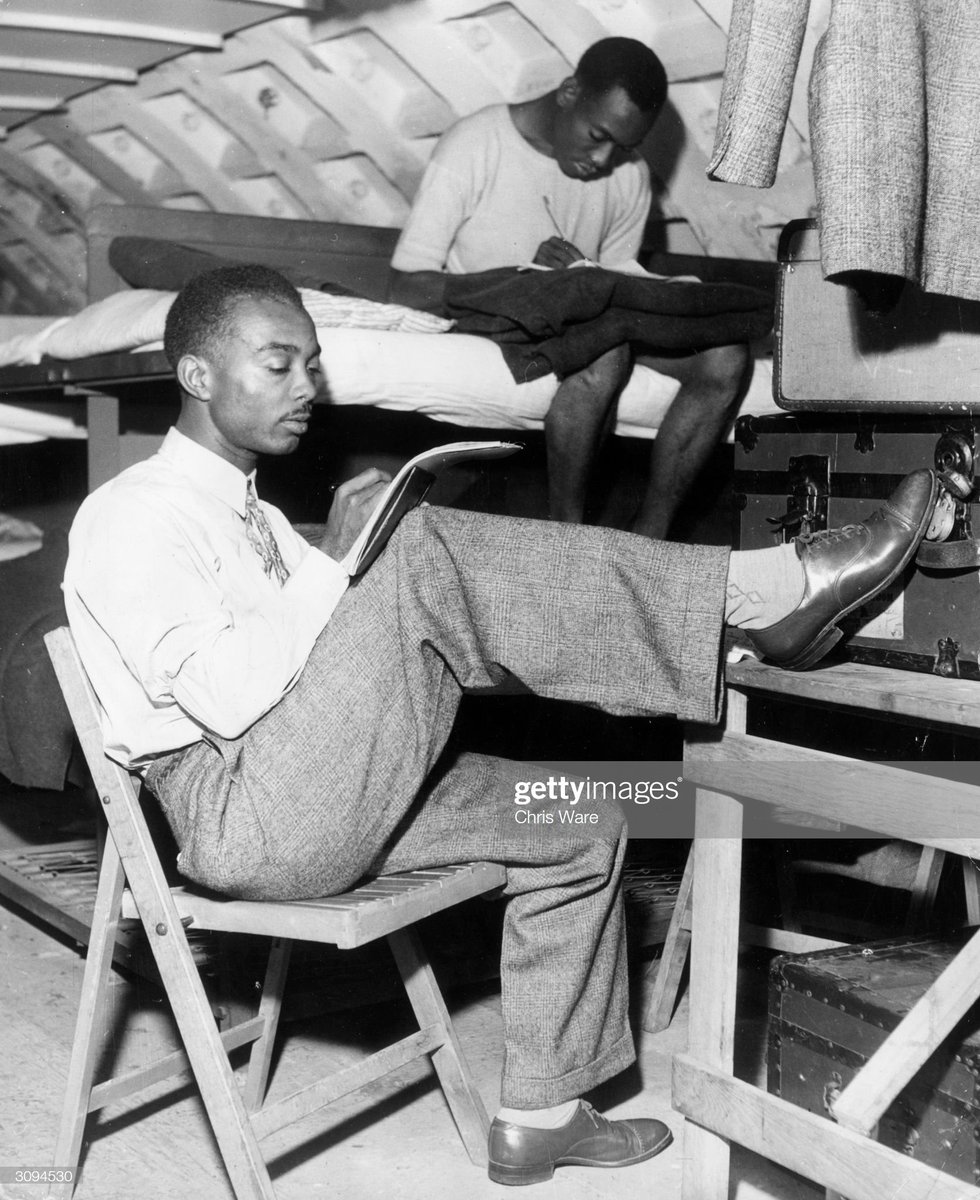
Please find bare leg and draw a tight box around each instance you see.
[544,343,631,523]
[631,342,751,540]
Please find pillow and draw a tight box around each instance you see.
[299,288,453,335]
[41,290,174,359]
[108,236,357,295]
[0,317,71,367]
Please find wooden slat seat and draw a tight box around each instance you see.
[118,862,505,948]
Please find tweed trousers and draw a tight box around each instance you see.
[145,506,729,1106]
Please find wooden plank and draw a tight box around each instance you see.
[83,201,398,303]
[51,836,128,1191]
[0,851,94,946]
[89,1017,266,1111]
[685,733,980,856]
[250,1026,441,1140]
[739,923,845,953]
[0,350,172,392]
[673,1055,980,1200]
[388,926,490,1166]
[906,846,946,929]
[964,858,980,925]
[726,657,980,729]
[832,926,980,1135]
[243,938,291,1113]
[85,391,121,492]
[0,55,137,82]
[0,12,223,49]
[641,845,693,1033]
[683,788,743,1200]
[0,93,62,112]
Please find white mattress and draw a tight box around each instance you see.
[0,290,780,445]
[318,325,778,440]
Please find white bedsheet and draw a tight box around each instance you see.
[319,325,779,439]
[0,291,781,445]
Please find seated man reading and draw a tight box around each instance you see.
[390,36,757,539]
[64,265,936,1186]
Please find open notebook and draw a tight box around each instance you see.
[340,440,522,576]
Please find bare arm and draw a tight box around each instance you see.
[388,268,448,314]
[389,239,585,314]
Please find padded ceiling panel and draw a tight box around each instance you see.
[0,0,324,133]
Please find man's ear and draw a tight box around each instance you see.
[176,353,211,402]
[555,76,581,110]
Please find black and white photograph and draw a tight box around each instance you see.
[2,2,980,1198]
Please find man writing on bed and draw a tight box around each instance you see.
[389,37,754,540]
[64,265,937,1186]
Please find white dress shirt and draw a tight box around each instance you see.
[63,427,349,768]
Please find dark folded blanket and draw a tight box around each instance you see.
[108,236,357,296]
[443,266,774,381]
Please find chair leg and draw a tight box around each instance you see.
[48,836,127,1199]
[641,845,694,1034]
[962,856,980,926]
[906,846,946,931]
[135,903,278,1199]
[386,927,490,1167]
[243,938,293,1113]
[774,841,802,934]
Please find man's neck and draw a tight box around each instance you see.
[509,91,559,159]
[175,412,257,475]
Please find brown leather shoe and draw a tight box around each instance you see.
[487,1100,673,1186]
[747,468,938,671]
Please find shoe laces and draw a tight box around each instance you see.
[579,1101,602,1130]
[797,523,863,548]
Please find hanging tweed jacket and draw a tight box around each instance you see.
[708,0,980,304]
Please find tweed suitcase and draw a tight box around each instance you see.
[768,932,980,1187]
[733,411,980,679]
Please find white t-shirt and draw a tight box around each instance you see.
[392,105,651,274]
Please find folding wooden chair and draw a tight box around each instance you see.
[44,626,506,1199]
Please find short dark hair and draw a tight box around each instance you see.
[575,37,667,115]
[164,264,304,368]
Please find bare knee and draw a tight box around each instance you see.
[691,342,751,403]
[561,343,631,394]
[545,345,631,441]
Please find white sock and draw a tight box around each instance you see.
[725,543,805,630]
[496,1100,580,1128]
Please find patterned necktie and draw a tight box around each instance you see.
[244,479,290,586]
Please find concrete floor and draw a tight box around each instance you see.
[0,890,822,1200]
[0,837,826,1200]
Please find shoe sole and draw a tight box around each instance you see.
[777,481,938,672]
[487,1128,674,1186]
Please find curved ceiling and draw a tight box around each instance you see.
[0,0,826,315]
